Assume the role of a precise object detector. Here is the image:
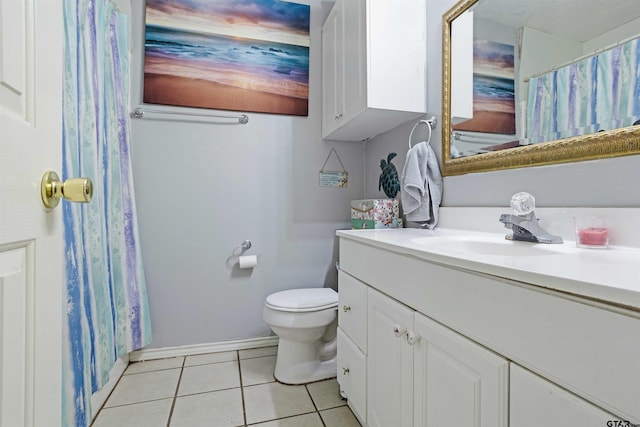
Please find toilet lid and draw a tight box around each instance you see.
[266,288,338,312]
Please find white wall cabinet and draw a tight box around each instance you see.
[337,237,639,426]
[321,0,427,141]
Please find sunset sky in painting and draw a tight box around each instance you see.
[145,0,310,47]
[473,39,514,80]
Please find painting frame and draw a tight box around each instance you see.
[453,39,516,135]
[143,0,311,116]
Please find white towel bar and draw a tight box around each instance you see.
[132,107,249,124]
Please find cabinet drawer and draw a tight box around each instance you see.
[337,328,366,425]
[510,364,619,427]
[338,270,367,352]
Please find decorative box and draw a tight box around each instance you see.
[351,199,402,229]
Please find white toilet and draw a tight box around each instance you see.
[263,287,339,384]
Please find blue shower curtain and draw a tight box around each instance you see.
[527,37,640,144]
[62,1,152,425]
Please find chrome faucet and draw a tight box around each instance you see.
[499,192,563,244]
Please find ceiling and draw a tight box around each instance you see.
[473,0,640,42]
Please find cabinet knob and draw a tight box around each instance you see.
[406,331,421,346]
[342,305,351,313]
[393,324,406,337]
[342,367,350,375]
[335,113,343,120]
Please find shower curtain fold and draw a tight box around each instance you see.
[62,1,152,425]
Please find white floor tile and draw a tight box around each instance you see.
[249,412,324,427]
[184,350,237,366]
[125,357,184,375]
[243,382,316,424]
[170,388,244,427]
[93,346,362,427]
[240,355,276,386]
[178,360,240,396]
[306,378,345,410]
[239,346,278,360]
[105,369,180,407]
[320,406,362,427]
[92,399,172,427]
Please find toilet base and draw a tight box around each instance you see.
[273,338,337,385]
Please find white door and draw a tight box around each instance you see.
[367,288,414,427]
[0,1,63,426]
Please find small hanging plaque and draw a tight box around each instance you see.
[319,148,348,188]
[319,170,348,187]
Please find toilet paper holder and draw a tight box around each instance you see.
[230,240,261,268]
[233,240,252,256]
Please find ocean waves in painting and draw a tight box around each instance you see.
[474,75,514,102]
[144,25,309,99]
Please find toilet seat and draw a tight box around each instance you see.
[266,288,338,313]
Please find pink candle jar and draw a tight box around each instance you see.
[574,216,609,248]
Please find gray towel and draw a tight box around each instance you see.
[400,141,443,229]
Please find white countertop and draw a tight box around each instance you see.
[336,228,640,311]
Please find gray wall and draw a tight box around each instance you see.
[131,0,639,349]
[129,1,365,348]
[365,0,640,207]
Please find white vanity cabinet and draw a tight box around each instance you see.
[321,0,427,141]
[337,234,640,426]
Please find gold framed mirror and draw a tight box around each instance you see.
[441,0,640,176]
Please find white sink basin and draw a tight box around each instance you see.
[411,235,573,257]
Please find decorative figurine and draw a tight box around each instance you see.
[379,152,400,198]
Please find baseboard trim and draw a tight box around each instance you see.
[129,336,279,362]
[91,355,129,419]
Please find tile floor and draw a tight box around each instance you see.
[91,346,362,427]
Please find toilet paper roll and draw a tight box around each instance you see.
[238,255,258,269]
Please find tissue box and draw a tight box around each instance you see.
[351,199,402,229]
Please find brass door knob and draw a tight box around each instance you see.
[41,170,93,209]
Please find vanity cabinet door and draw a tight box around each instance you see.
[510,364,621,427]
[413,312,508,427]
[367,288,414,427]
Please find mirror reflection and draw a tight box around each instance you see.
[448,0,640,159]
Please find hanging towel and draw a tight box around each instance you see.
[401,141,443,229]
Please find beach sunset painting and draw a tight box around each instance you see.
[143,0,310,116]
[453,39,515,135]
